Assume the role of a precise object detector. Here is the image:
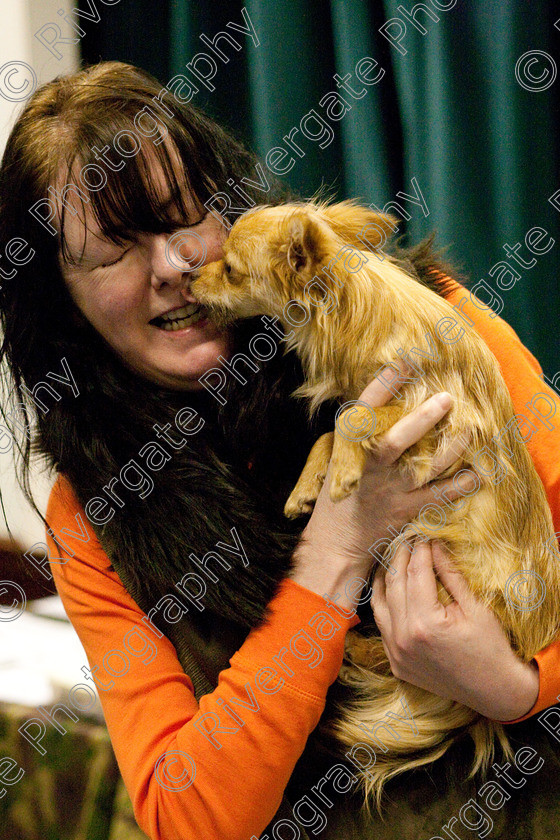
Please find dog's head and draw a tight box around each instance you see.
[190,201,398,329]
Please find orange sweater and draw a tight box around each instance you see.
[46,281,560,840]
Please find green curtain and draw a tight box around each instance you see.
[80,0,559,375]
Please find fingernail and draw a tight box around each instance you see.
[434,392,452,409]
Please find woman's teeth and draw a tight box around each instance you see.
[153,304,206,331]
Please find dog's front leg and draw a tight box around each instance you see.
[284,431,335,518]
[330,403,403,502]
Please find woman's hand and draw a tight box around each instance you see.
[372,539,540,721]
[291,364,474,609]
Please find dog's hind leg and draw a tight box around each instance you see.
[284,432,334,518]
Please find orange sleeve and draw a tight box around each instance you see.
[446,282,560,721]
[46,476,359,840]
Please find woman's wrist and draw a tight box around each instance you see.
[290,539,373,610]
[495,659,540,723]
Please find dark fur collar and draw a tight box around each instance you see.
[44,239,458,631]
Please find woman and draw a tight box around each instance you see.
[1,62,559,840]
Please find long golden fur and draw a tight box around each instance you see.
[191,200,560,807]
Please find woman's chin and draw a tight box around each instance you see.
[146,328,232,389]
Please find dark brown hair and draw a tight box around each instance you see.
[0,61,451,622]
[0,61,293,501]
[0,61,318,618]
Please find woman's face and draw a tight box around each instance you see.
[58,170,231,390]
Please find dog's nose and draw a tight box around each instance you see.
[180,271,202,304]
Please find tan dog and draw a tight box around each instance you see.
[191,201,560,806]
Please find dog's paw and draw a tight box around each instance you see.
[284,493,316,519]
[285,469,326,518]
[329,467,362,502]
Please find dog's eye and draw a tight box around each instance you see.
[224,262,232,275]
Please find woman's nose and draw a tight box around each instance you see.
[147,231,207,289]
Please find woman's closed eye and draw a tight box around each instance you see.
[99,245,133,268]
[168,213,209,235]
[93,213,209,268]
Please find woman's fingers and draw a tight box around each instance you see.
[374,541,411,625]
[426,432,471,481]
[376,392,453,465]
[405,539,444,615]
[431,541,475,609]
[433,470,480,502]
[408,470,479,514]
[358,362,413,409]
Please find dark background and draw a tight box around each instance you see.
[79,0,560,376]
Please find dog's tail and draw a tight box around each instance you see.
[329,637,511,811]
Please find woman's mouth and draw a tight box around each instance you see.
[150,304,208,331]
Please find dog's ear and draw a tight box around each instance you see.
[318,201,399,251]
[281,212,326,277]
